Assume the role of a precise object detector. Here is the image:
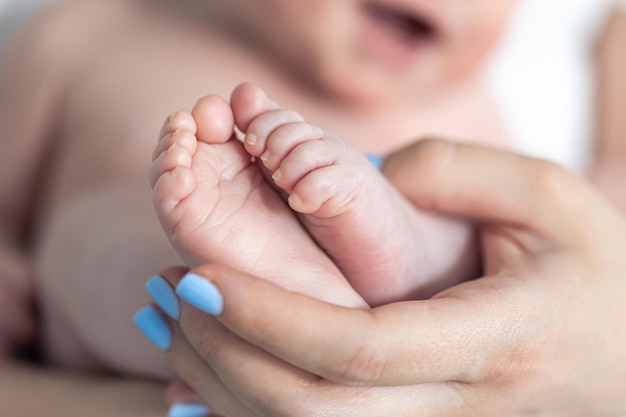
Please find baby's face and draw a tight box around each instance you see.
[230,0,516,103]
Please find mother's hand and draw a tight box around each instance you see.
[157,140,626,416]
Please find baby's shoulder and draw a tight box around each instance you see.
[6,0,143,78]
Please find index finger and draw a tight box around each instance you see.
[162,267,466,416]
[382,139,607,244]
[184,264,523,387]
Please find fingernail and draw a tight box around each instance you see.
[146,275,180,321]
[133,306,172,351]
[176,273,223,316]
[366,153,384,170]
[168,403,211,417]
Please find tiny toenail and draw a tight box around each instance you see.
[176,273,223,316]
[171,110,186,121]
[366,154,385,170]
[272,169,282,181]
[268,100,280,109]
[133,306,172,351]
[168,143,177,152]
[246,133,258,145]
[260,150,271,162]
[289,193,303,208]
[171,166,182,177]
[146,275,180,321]
[166,112,182,127]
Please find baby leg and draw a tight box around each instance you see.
[151,95,365,308]
[35,185,184,378]
[234,84,479,305]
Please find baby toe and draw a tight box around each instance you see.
[153,166,196,224]
[191,96,235,145]
[150,142,193,188]
[244,109,305,159]
[230,82,279,132]
[159,110,197,140]
[153,128,198,162]
[273,137,338,191]
[262,122,325,171]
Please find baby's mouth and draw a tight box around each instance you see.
[359,1,440,70]
[362,2,439,46]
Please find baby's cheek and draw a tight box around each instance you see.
[444,1,515,80]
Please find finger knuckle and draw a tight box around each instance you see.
[270,402,319,417]
[193,331,223,364]
[258,382,327,417]
[409,138,457,187]
[334,343,388,386]
[410,138,455,170]
[529,160,576,201]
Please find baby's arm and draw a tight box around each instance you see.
[0,9,69,357]
[588,4,626,212]
[0,2,110,356]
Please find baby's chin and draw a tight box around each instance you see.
[315,69,409,108]
[315,68,439,110]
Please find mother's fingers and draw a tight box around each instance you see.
[180,264,528,387]
[151,267,257,417]
[159,268,475,416]
[168,324,258,417]
[383,139,606,245]
[160,268,326,416]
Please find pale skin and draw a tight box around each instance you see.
[152,89,367,309]
[152,83,477,307]
[155,140,626,416]
[0,0,510,376]
[2,0,626,415]
[589,5,626,212]
[0,361,166,417]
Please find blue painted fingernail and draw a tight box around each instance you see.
[366,154,384,170]
[176,273,223,316]
[146,275,180,321]
[133,306,172,351]
[168,403,211,417]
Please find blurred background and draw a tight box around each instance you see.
[1,0,56,56]
[0,0,622,171]
[486,0,617,172]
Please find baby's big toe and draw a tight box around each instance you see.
[191,95,235,145]
[230,83,279,133]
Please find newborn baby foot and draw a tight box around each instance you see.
[233,84,479,305]
[151,94,365,308]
